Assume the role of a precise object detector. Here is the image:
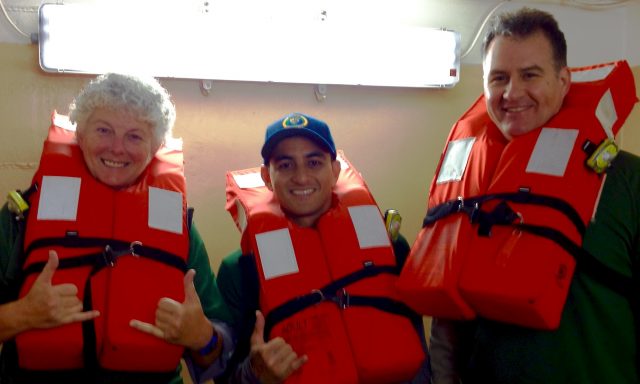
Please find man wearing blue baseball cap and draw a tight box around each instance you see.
[261,113,337,163]
[215,113,430,383]
[258,113,338,229]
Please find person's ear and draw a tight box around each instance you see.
[152,138,164,155]
[260,165,273,191]
[331,158,341,186]
[75,128,84,146]
[559,66,571,98]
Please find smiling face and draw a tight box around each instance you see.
[76,107,161,189]
[483,31,570,140]
[261,136,341,228]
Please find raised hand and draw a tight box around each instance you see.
[249,310,308,384]
[21,250,100,329]
[130,269,213,350]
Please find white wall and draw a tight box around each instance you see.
[1,0,638,67]
[419,0,639,67]
[624,1,640,65]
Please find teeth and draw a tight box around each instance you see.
[292,188,314,196]
[103,159,127,168]
[505,106,528,112]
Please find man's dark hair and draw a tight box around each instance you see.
[482,7,567,70]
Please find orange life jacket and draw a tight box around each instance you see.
[226,152,425,384]
[397,60,638,329]
[16,112,189,371]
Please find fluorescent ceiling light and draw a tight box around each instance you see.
[38,3,460,88]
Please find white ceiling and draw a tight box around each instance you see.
[1,0,638,66]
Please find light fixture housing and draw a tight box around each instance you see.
[38,3,460,88]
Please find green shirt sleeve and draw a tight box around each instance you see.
[217,249,259,339]
[0,205,14,281]
[187,221,233,324]
[393,233,411,268]
[0,203,23,303]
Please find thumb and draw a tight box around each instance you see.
[183,269,199,303]
[37,250,59,284]
[250,310,266,347]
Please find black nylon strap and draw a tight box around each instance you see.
[424,191,586,236]
[22,237,188,277]
[476,200,521,237]
[422,190,634,309]
[323,265,398,295]
[487,191,586,234]
[264,265,410,339]
[514,223,633,298]
[264,291,323,339]
[22,252,104,277]
[82,276,99,371]
[346,296,417,319]
[423,199,468,226]
[25,237,120,259]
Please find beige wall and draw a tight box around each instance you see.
[620,71,640,152]
[1,42,639,276]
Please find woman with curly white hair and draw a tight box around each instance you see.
[0,73,233,384]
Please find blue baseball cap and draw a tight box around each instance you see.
[261,113,337,164]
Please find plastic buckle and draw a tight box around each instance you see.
[456,196,479,222]
[102,245,116,267]
[102,241,142,267]
[456,196,464,212]
[586,138,618,174]
[129,241,142,257]
[336,289,350,309]
[7,191,29,220]
[310,289,325,304]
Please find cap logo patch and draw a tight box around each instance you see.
[282,114,308,129]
